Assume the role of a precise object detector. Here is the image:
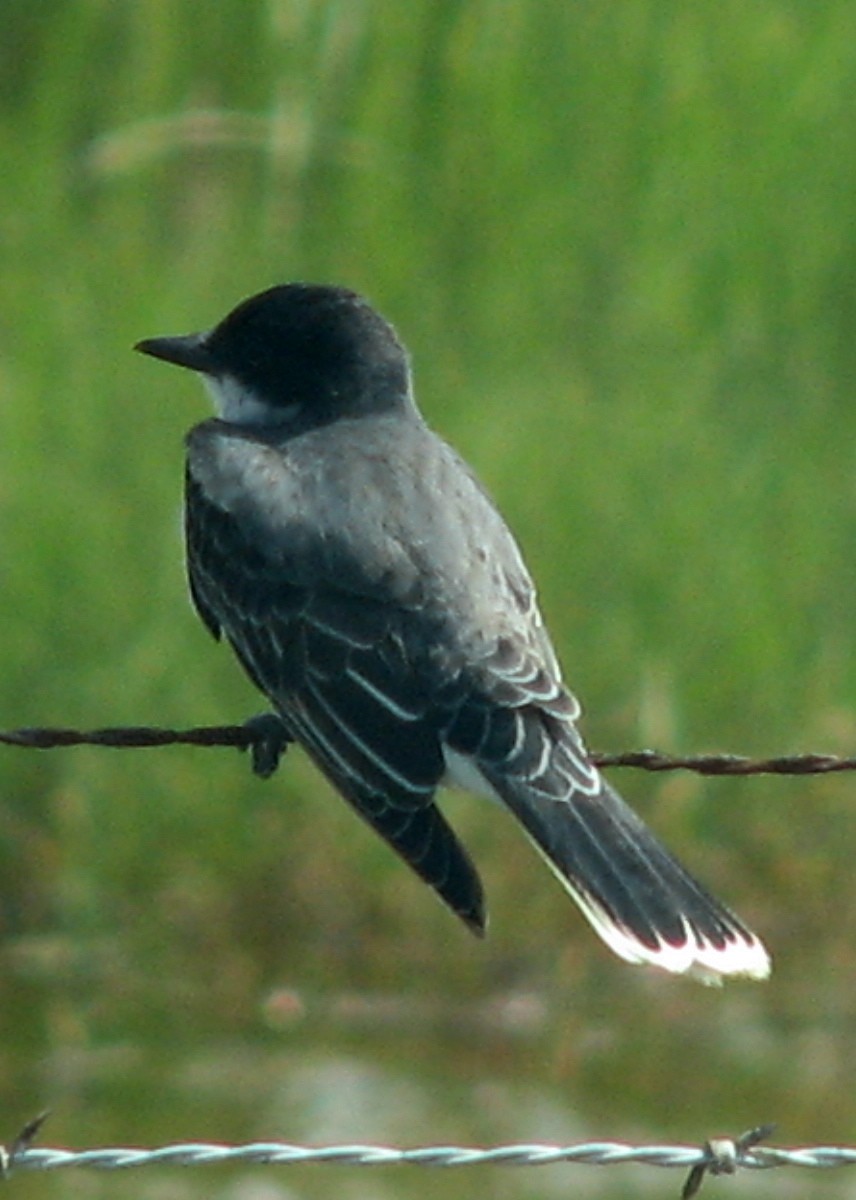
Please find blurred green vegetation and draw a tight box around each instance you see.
[3,0,856,1174]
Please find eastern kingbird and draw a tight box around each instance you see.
[136,284,770,983]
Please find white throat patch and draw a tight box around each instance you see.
[202,373,299,426]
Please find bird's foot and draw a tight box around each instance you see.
[243,712,292,779]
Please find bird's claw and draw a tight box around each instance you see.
[243,713,292,779]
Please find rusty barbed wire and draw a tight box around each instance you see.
[592,749,856,776]
[0,724,256,752]
[0,723,854,776]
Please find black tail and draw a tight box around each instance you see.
[482,769,769,984]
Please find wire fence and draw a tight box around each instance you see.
[1,722,855,775]
[4,1122,856,1197]
[2,733,850,1195]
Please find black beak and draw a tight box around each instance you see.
[134,332,214,373]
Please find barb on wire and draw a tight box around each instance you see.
[5,1125,856,1194]
[0,723,855,776]
[682,1124,776,1198]
[0,1113,49,1180]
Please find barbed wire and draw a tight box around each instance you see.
[0,725,253,752]
[0,723,854,775]
[3,1123,856,1196]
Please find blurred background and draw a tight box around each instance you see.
[2,1,856,1196]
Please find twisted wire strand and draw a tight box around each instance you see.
[0,724,854,775]
[5,1138,856,1175]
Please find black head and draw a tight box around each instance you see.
[135,284,413,424]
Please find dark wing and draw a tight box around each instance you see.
[185,466,485,933]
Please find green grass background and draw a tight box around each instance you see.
[2,0,856,1180]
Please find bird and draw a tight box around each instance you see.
[135,283,771,984]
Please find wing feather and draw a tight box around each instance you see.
[185,462,485,931]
